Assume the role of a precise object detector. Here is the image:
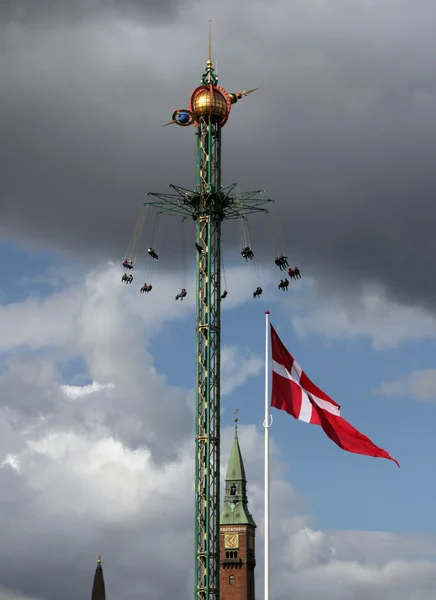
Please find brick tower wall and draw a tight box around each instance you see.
[220,525,255,600]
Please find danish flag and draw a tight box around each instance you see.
[271,325,399,467]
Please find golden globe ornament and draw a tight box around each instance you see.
[191,88,227,120]
[189,85,232,125]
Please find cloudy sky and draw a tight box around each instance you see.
[1,0,436,599]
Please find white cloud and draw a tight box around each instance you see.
[221,346,264,396]
[280,558,436,600]
[1,454,20,473]
[0,588,43,600]
[292,285,436,349]
[374,369,436,402]
[0,263,435,600]
[61,381,115,399]
[0,291,81,352]
[8,431,193,523]
[0,261,277,354]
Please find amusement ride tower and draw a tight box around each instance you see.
[143,23,273,600]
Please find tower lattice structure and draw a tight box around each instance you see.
[145,26,272,600]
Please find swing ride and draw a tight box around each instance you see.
[121,190,301,298]
[121,22,302,600]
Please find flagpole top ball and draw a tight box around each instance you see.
[265,310,270,314]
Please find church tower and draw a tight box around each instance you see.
[220,411,256,600]
[91,555,106,600]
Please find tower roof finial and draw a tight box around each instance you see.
[207,19,212,67]
[97,554,101,564]
[201,19,218,85]
[234,408,239,435]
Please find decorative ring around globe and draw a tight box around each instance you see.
[172,109,194,127]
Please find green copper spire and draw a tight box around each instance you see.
[220,410,256,527]
[225,410,247,481]
[91,555,106,600]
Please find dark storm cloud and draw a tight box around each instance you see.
[1,0,436,311]
[0,463,193,600]
[0,0,180,24]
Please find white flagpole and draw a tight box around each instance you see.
[264,310,271,600]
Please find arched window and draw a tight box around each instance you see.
[229,575,235,585]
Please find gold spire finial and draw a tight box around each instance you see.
[207,19,212,67]
[97,554,101,564]
[234,408,239,431]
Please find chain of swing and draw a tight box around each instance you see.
[121,200,302,297]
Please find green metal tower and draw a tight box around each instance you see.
[144,23,273,600]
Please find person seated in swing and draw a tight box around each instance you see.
[275,256,288,270]
[195,242,204,254]
[147,248,159,260]
[283,278,289,290]
[175,288,187,300]
[293,266,301,279]
[221,290,228,299]
[278,279,285,290]
[288,267,295,280]
[275,256,284,270]
[253,286,263,298]
[241,246,254,261]
[140,283,152,294]
[122,259,134,269]
[122,273,133,283]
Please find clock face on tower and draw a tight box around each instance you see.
[224,533,239,549]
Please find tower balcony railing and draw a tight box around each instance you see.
[221,557,243,568]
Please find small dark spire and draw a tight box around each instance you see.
[91,555,106,600]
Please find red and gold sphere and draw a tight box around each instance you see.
[189,85,232,126]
